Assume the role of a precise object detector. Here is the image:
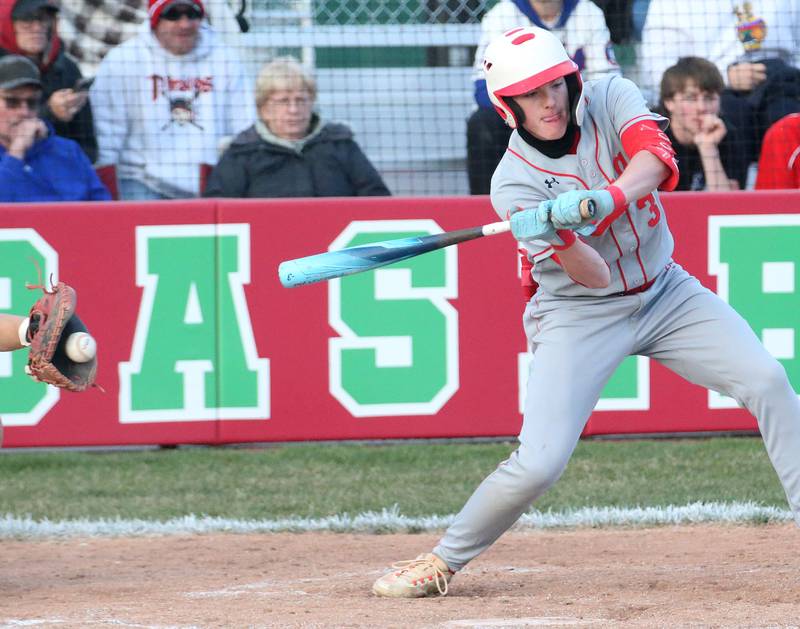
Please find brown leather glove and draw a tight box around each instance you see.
[26,281,97,392]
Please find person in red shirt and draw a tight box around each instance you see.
[755,113,800,189]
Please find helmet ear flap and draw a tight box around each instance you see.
[492,104,512,125]
[494,97,524,129]
[506,97,526,129]
[565,73,581,124]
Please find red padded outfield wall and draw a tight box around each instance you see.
[1,191,799,448]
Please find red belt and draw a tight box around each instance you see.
[617,262,674,296]
[618,276,657,296]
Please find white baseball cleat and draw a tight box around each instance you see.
[372,553,454,598]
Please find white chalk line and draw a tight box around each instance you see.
[185,569,383,598]
[0,502,792,539]
[180,560,773,603]
[0,619,198,629]
[474,566,548,574]
[442,618,604,627]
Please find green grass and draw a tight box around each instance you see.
[0,437,787,521]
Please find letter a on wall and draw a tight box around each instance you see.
[119,224,270,422]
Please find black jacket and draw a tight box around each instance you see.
[203,121,390,198]
[0,48,98,163]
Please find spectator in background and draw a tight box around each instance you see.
[204,57,390,198]
[90,0,252,200]
[590,0,635,45]
[0,0,98,162]
[0,55,109,201]
[755,113,800,189]
[466,0,620,195]
[659,57,748,191]
[630,0,651,42]
[638,0,800,164]
[56,0,248,76]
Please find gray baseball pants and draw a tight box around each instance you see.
[434,262,800,571]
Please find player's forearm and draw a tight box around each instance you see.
[557,240,611,289]
[0,314,27,352]
[612,150,671,202]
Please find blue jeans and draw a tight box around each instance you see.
[118,179,169,201]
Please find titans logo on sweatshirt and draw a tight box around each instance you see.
[150,75,212,130]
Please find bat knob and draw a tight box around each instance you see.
[579,198,596,219]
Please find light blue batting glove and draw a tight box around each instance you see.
[510,203,556,243]
[511,202,576,248]
[549,189,615,230]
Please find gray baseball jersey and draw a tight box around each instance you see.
[491,75,674,297]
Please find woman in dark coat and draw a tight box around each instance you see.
[204,56,390,198]
[0,0,98,162]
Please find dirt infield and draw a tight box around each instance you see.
[1,524,799,628]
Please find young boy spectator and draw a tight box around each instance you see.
[0,55,109,202]
[0,0,98,162]
[204,57,389,198]
[755,113,800,189]
[90,0,252,200]
[467,0,620,195]
[660,57,749,190]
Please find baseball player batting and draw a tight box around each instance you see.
[372,26,800,598]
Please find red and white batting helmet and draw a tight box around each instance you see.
[483,26,585,129]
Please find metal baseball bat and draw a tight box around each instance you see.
[278,199,595,288]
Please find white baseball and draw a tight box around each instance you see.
[65,332,97,363]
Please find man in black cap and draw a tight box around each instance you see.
[0,54,109,201]
[0,0,98,162]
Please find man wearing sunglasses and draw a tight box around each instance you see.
[90,0,252,200]
[0,0,99,163]
[0,55,110,202]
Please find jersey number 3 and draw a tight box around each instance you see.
[613,151,661,228]
[636,192,660,227]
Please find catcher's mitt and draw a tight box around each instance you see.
[26,280,97,391]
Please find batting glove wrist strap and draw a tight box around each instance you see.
[605,184,627,212]
[552,230,577,250]
[573,187,627,237]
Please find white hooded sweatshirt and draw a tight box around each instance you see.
[91,21,253,197]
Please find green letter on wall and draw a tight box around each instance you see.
[709,215,800,407]
[119,224,269,422]
[329,220,459,416]
[0,229,59,426]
